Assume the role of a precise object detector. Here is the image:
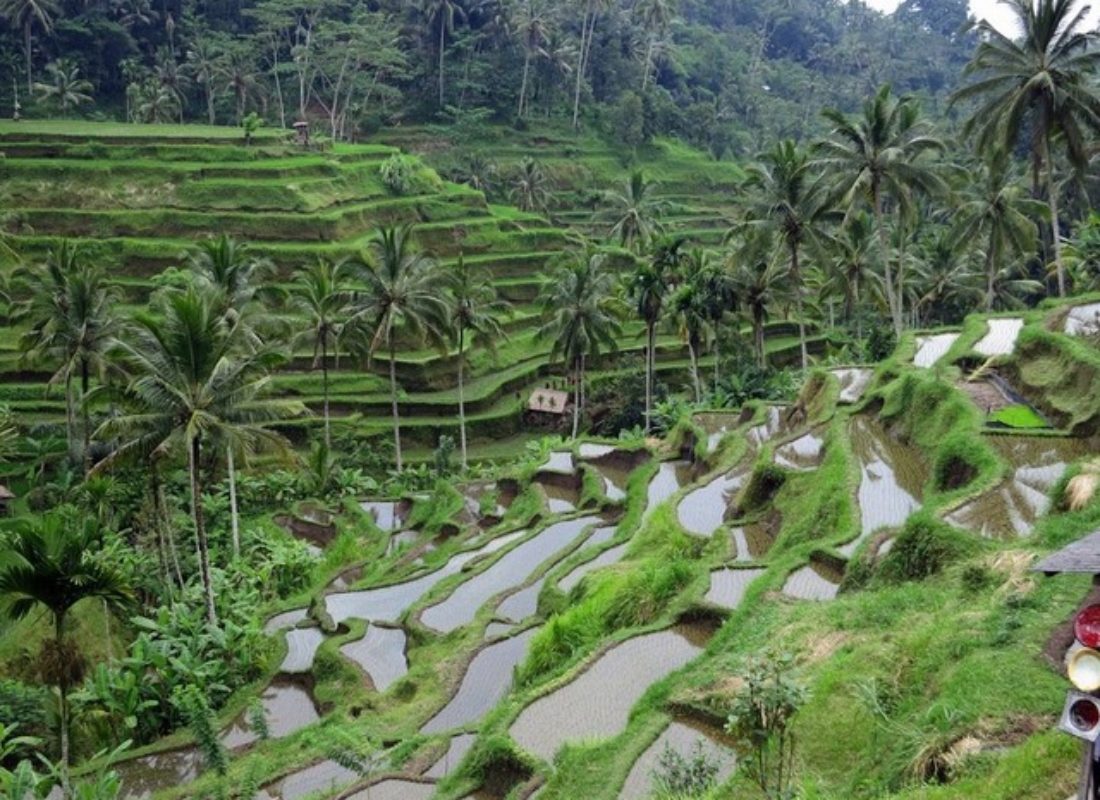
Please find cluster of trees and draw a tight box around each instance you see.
[0,0,977,151]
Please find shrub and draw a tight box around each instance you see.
[738,463,787,515]
[878,512,978,582]
[379,154,439,196]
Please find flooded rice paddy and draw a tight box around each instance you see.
[111,748,203,800]
[705,568,766,609]
[782,559,844,601]
[540,451,576,474]
[360,500,408,532]
[974,318,1024,357]
[694,412,743,450]
[729,524,773,562]
[260,759,359,800]
[339,625,408,691]
[509,626,708,761]
[559,543,629,592]
[645,461,694,517]
[280,626,325,673]
[344,780,435,800]
[774,431,825,471]
[1066,303,1100,336]
[578,443,617,459]
[747,406,788,446]
[619,718,735,799]
[676,468,749,537]
[831,369,873,404]
[421,516,601,633]
[221,678,320,749]
[913,333,959,368]
[424,733,477,778]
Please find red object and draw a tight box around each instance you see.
[1069,698,1100,732]
[1075,605,1100,648]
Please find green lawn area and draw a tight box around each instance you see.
[0,119,286,140]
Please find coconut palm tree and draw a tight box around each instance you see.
[822,212,881,339]
[635,0,675,90]
[601,170,667,252]
[669,249,716,403]
[537,248,621,438]
[510,157,553,213]
[446,256,510,470]
[185,38,224,125]
[953,0,1100,297]
[288,259,353,452]
[33,59,94,113]
[740,140,832,371]
[950,150,1046,310]
[0,0,60,92]
[0,512,131,800]
[627,236,682,434]
[348,225,447,472]
[727,228,789,368]
[814,85,948,336]
[11,241,119,471]
[571,0,614,129]
[103,284,302,624]
[420,0,467,109]
[513,0,552,118]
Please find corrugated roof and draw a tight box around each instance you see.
[1034,530,1100,575]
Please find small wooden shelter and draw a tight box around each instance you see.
[528,389,569,416]
[1034,530,1100,576]
[0,484,15,515]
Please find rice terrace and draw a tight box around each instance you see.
[2,1,1100,799]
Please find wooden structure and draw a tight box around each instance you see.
[528,389,569,416]
[293,121,310,147]
[0,484,14,515]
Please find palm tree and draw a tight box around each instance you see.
[572,0,614,129]
[510,157,553,213]
[185,38,224,125]
[537,248,621,438]
[727,228,789,368]
[447,256,510,470]
[950,150,1046,310]
[822,212,881,339]
[349,225,447,472]
[814,85,948,336]
[133,79,181,124]
[420,0,468,109]
[913,230,983,326]
[0,0,60,91]
[33,59,94,113]
[288,259,353,452]
[628,236,681,433]
[187,234,275,316]
[223,49,257,123]
[741,140,831,371]
[11,242,119,471]
[952,0,1100,297]
[0,512,131,800]
[104,285,301,624]
[669,249,717,404]
[601,170,667,252]
[514,0,552,118]
[635,0,675,90]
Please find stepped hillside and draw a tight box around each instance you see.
[0,121,818,456]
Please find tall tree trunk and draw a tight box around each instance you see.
[642,38,653,91]
[65,372,77,467]
[644,320,653,434]
[273,47,286,129]
[984,228,997,311]
[389,341,403,472]
[188,435,218,626]
[81,359,91,475]
[518,51,531,118]
[790,241,809,372]
[687,335,701,403]
[24,22,32,93]
[457,326,468,471]
[227,446,240,559]
[873,186,902,336]
[439,21,447,109]
[754,311,766,368]
[321,333,331,451]
[572,2,593,129]
[571,362,581,439]
[1043,130,1066,297]
[205,85,215,125]
[55,617,71,800]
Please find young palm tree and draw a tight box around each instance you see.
[0,0,60,91]
[447,256,511,470]
[727,228,789,368]
[741,140,831,371]
[11,241,119,471]
[627,236,682,434]
[952,0,1100,297]
[950,151,1046,310]
[913,230,983,326]
[420,0,468,108]
[822,212,881,339]
[537,249,621,438]
[510,157,553,213]
[349,225,447,472]
[288,259,353,452]
[669,249,716,404]
[33,59,94,113]
[0,512,131,800]
[814,85,948,336]
[104,285,302,624]
[601,170,667,252]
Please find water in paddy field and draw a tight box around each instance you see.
[110,748,203,800]
[974,318,1024,357]
[424,733,478,779]
[259,759,359,800]
[421,516,601,633]
[325,529,524,625]
[830,369,873,404]
[913,333,959,368]
[344,780,435,800]
[421,627,539,733]
[539,450,576,474]
[705,567,767,610]
[279,626,325,673]
[220,677,320,749]
[730,523,774,562]
[747,405,788,447]
[360,500,407,532]
[694,412,743,450]
[782,559,844,601]
[559,542,629,593]
[774,431,825,471]
[497,579,544,623]
[265,608,308,633]
[645,461,694,517]
[578,442,617,459]
[839,415,927,556]
[1066,303,1100,336]
[677,467,750,537]
[508,625,708,762]
[339,624,408,692]
[946,435,1096,538]
[618,718,736,799]
[535,474,581,513]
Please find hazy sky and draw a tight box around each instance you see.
[862,0,1100,34]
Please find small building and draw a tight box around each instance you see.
[293,121,310,147]
[1034,530,1100,576]
[0,484,15,515]
[528,389,569,415]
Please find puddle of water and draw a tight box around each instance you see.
[586,526,618,548]
[538,478,580,513]
[782,561,843,601]
[509,626,705,762]
[830,369,873,405]
[344,780,435,800]
[1067,303,1100,336]
[645,462,693,517]
[974,318,1024,357]
[540,451,576,474]
[498,581,543,623]
[839,416,926,556]
[422,628,538,733]
[421,516,600,633]
[111,748,203,800]
[694,413,743,451]
[559,543,629,593]
[946,436,1094,538]
[326,531,524,625]
[579,443,617,459]
[266,759,360,800]
[705,568,766,609]
[361,501,407,532]
[676,469,748,537]
[485,621,514,638]
[747,406,786,447]
[281,627,326,674]
[913,334,959,368]
[774,432,825,471]
[424,733,477,779]
[221,678,320,749]
[619,718,735,799]
[386,530,421,555]
[266,608,308,634]
[340,625,408,692]
[729,524,772,562]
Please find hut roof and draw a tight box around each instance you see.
[1034,529,1100,575]
[0,484,14,500]
[528,389,569,415]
